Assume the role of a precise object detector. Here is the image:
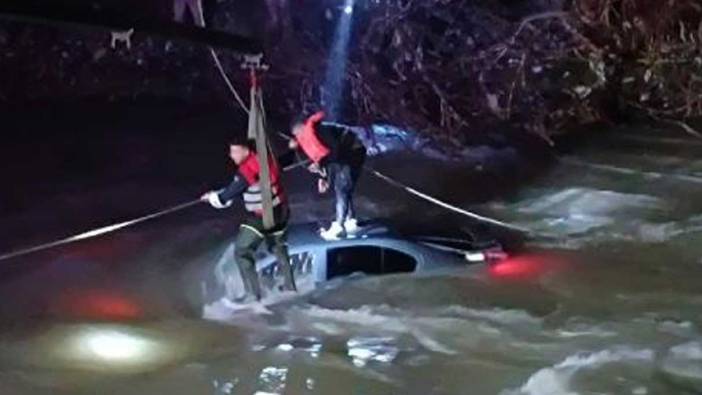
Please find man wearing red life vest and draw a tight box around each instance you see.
[201,137,296,302]
[290,111,367,240]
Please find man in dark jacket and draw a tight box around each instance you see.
[201,137,296,302]
[289,111,367,240]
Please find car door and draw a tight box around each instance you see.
[258,247,324,292]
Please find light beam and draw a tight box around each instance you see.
[321,0,356,120]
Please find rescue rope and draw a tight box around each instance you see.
[0,159,310,263]
[366,167,531,234]
[194,5,249,115]
[209,47,249,114]
[0,199,202,262]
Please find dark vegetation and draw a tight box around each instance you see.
[1,0,700,142]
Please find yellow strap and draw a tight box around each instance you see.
[270,228,287,236]
[240,223,287,238]
[240,224,265,238]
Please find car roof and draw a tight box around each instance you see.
[258,220,474,267]
[286,221,405,248]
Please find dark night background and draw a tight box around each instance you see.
[1,1,702,394]
[0,0,567,253]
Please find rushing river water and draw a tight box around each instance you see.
[1,125,702,395]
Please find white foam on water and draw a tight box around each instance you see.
[300,305,457,355]
[669,342,702,359]
[303,305,407,332]
[203,299,238,321]
[563,157,702,184]
[570,214,702,245]
[516,188,583,214]
[661,341,702,383]
[505,187,669,244]
[632,386,648,395]
[442,306,542,327]
[594,215,702,244]
[203,287,313,321]
[644,214,702,241]
[516,188,662,217]
[554,320,620,339]
[203,242,319,322]
[210,244,245,300]
[555,328,617,339]
[407,327,457,355]
[535,214,614,236]
[256,366,288,395]
[658,320,697,337]
[202,297,273,321]
[503,347,654,395]
[614,133,702,147]
[347,337,399,367]
[523,210,702,249]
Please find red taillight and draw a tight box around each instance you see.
[490,259,534,277]
[488,254,566,280]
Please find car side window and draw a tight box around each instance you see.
[382,248,417,273]
[327,246,382,279]
[326,246,417,280]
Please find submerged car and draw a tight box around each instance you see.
[196,221,507,304]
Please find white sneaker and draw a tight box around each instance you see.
[344,218,360,234]
[320,221,345,240]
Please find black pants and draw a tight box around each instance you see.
[233,206,296,301]
[327,150,365,224]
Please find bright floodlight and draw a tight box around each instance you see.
[64,326,171,370]
[344,5,353,14]
[39,324,188,373]
[83,330,153,361]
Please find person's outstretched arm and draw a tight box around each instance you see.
[218,175,248,202]
[201,175,248,208]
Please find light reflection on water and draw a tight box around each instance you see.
[347,337,399,367]
[257,366,288,394]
